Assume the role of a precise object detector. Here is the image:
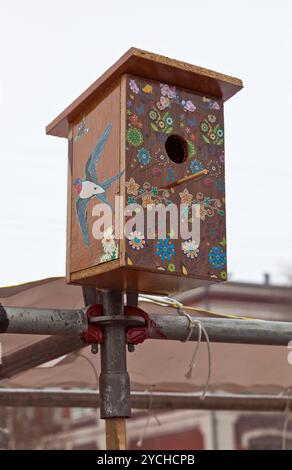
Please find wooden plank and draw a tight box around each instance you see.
[105,418,127,450]
[70,265,213,294]
[69,82,121,275]
[46,48,243,138]
[66,127,73,281]
[0,336,85,380]
[119,74,127,269]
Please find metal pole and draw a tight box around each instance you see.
[148,314,292,346]
[2,306,292,346]
[0,306,87,335]
[99,291,130,450]
[0,388,290,412]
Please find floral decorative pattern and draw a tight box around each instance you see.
[129,79,139,94]
[208,246,226,269]
[125,177,139,196]
[190,160,204,174]
[179,188,193,206]
[125,75,226,280]
[155,239,175,261]
[137,147,151,166]
[128,231,146,250]
[168,263,176,272]
[182,99,196,112]
[148,107,174,134]
[182,240,199,259]
[127,128,143,147]
[200,118,224,146]
[100,227,118,262]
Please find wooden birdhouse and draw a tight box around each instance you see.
[46,48,242,294]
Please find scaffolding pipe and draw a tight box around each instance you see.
[1,305,292,346]
[148,315,292,346]
[0,388,290,412]
[0,306,87,335]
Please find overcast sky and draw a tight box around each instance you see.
[0,1,291,286]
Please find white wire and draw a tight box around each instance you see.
[181,312,212,401]
[136,385,161,448]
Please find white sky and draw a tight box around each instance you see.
[0,0,291,286]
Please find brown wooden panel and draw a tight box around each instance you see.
[69,82,122,275]
[70,266,214,294]
[124,75,227,285]
[46,48,242,138]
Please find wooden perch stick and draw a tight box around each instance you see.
[163,169,208,190]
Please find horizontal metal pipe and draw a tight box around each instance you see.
[0,306,87,335]
[1,305,292,346]
[0,388,289,412]
[148,314,292,346]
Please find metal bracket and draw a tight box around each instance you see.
[80,304,104,346]
[81,304,150,349]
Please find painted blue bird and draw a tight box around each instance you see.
[74,123,124,246]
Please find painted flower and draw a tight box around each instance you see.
[212,101,220,110]
[200,120,211,133]
[179,188,193,206]
[128,231,146,250]
[168,263,176,272]
[129,114,142,128]
[142,84,153,94]
[216,126,224,139]
[101,226,116,253]
[100,226,118,262]
[127,127,143,147]
[148,108,158,121]
[182,240,199,259]
[219,151,225,163]
[208,114,216,123]
[129,79,139,94]
[190,159,203,174]
[208,246,226,269]
[160,83,177,99]
[208,160,221,177]
[126,177,140,196]
[137,147,151,166]
[182,99,196,112]
[165,115,174,126]
[142,193,154,208]
[157,96,170,110]
[155,239,175,261]
[215,178,225,192]
[220,271,227,280]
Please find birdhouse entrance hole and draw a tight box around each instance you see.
[165,135,188,164]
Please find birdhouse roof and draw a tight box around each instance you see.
[46,47,243,138]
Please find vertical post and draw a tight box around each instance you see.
[99,291,131,450]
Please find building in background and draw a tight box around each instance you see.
[2,277,292,450]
